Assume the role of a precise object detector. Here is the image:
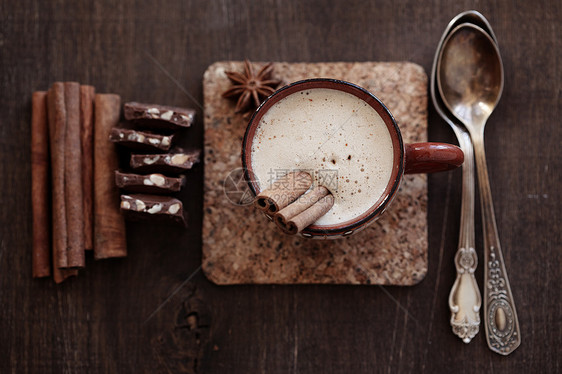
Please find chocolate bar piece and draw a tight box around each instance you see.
[120,194,186,226]
[129,149,200,174]
[109,127,174,151]
[124,102,195,130]
[115,171,185,194]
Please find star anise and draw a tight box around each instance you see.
[222,60,281,116]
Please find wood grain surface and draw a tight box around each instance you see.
[0,1,560,373]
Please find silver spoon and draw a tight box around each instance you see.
[431,10,499,345]
[430,11,493,344]
[437,23,521,355]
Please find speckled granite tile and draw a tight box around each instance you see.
[202,61,428,285]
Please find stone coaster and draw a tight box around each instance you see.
[202,61,428,285]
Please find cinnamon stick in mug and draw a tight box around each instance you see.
[31,91,51,278]
[47,82,68,269]
[254,171,312,214]
[64,82,85,268]
[274,186,334,235]
[94,94,127,259]
[80,85,95,251]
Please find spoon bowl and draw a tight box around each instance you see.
[448,10,498,43]
[437,23,504,128]
[430,11,498,131]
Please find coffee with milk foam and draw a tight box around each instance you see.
[251,88,394,226]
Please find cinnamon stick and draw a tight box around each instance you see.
[52,257,78,284]
[47,83,68,269]
[274,185,330,226]
[80,85,95,251]
[275,192,335,235]
[254,171,312,214]
[94,94,127,259]
[31,91,51,278]
[64,82,85,268]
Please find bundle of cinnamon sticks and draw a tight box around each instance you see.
[254,171,335,235]
[31,82,126,283]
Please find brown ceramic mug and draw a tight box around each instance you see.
[242,79,463,238]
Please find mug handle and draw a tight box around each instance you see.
[404,142,464,174]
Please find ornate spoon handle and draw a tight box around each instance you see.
[448,127,481,343]
[472,130,521,355]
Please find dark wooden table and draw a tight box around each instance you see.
[1,1,560,372]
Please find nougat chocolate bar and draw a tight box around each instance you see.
[129,149,200,174]
[123,102,195,130]
[115,171,185,194]
[120,194,187,226]
[109,127,174,151]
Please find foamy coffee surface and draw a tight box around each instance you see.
[251,88,394,226]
